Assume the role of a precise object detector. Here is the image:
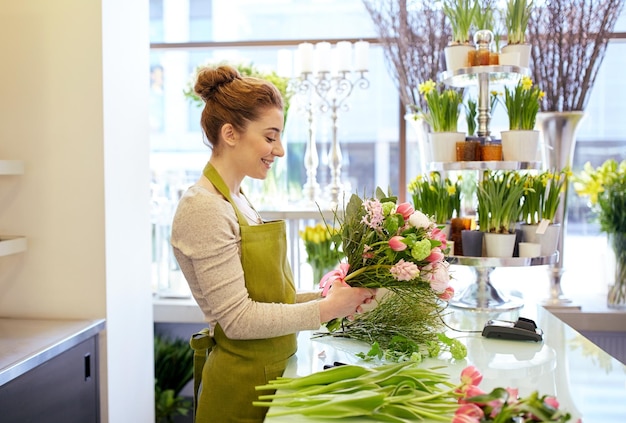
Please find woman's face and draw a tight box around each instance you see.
[237,107,285,180]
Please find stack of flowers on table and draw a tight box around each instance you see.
[255,363,574,422]
[318,187,465,362]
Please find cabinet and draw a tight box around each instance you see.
[0,336,100,422]
[0,160,27,257]
[436,67,556,311]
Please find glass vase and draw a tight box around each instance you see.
[608,232,626,310]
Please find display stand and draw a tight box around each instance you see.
[432,65,552,311]
[447,254,559,311]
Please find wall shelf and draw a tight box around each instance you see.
[0,160,25,175]
[0,236,27,257]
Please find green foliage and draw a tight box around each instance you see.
[441,0,480,44]
[154,335,194,423]
[504,0,533,44]
[182,61,293,123]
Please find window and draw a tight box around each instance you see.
[150,0,626,296]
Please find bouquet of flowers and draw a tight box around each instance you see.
[319,188,464,362]
[408,171,462,224]
[299,223,343,284]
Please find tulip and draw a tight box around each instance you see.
[388,236,407,251]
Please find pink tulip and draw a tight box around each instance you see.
[438,286,455,301]
[544,396,560,409]
[455,403,484,419]
[459,384,486,401]
[422,261,450,293]
[389,236,408,251]
[395,202,414,220]
[426,247,444,263]
[452,413,480,423]
[429,226,448,247]
[460,365,483,388]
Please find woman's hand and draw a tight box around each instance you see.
[318,281,377,323]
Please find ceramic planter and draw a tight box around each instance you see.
[444,44,473,72]
[501,43,531,68]
[428,131,465,162]
[501,130,540,162]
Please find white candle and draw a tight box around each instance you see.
[298,43,314,74]
[354,40,369,72]
[335,41,352,72]
[315,42,331,73]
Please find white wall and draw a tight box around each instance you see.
[0,1,154,421]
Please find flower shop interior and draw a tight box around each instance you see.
[1,1,626,422]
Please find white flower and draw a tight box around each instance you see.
[408,210,433,229]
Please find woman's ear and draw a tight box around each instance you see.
[221,123,238,147]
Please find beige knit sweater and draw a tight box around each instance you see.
[171,185,322,340]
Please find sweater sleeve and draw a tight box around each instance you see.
[171,186,322,340]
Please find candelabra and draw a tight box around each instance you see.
[293,41,370,206]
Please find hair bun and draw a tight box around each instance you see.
[195,65,240,102]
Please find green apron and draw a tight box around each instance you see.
[190,163,297,423]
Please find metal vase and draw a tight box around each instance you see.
[536,111,585,307]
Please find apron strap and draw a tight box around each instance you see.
[189,328,215,417]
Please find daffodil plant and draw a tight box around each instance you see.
[500,76,544,130]
[418,79,463,132]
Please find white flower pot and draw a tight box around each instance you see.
[537,223,561,256]
[428,132,465,162]
[484,232,517,258]
[444,44,473,72]
[501,130,540,162]
[501,43,531,68]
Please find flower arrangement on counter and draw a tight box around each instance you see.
[299,223,343,285]
[521,168,570,225]
[255,362,574,422]
[408,171,462,224]
[318,187,464,362]
[573,159,626,308]
[418,79,463,132]
[499,75,545,130]
[573,159,626,234]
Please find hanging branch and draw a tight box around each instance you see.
[362,0,451,112]
[528,0,625,112]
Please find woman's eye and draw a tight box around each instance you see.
[266,137,276,143]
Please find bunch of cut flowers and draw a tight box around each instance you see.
[408,171,462,224]
[255,362,574,422]
[318,187,464,362]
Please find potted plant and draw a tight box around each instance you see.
[501,0,533,67]
[418,79,464,162]
[154,335,194,423]
[441,0,479,71]
[573,159,626,309]
[477,170,526,257]
[498,76,544,162]
[408,171,461,229]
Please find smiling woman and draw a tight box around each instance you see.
[169,65,377,422]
